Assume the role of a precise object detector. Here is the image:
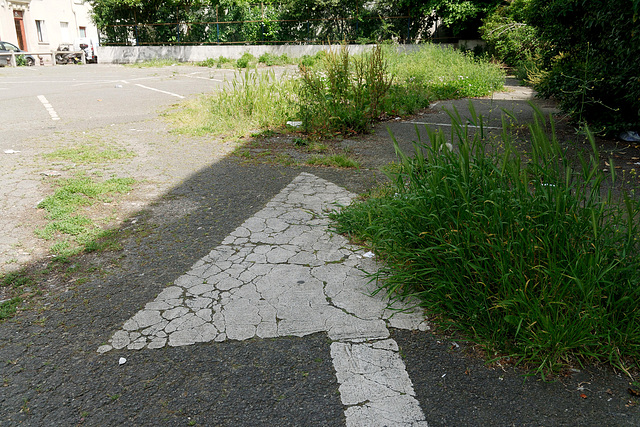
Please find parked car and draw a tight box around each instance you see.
[0,41,35,66]
[73,38,98,63]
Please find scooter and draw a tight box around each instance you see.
[55,44,82,65]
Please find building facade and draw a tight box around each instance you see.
[0,0,98,57]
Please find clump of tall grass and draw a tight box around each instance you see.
[197,56,235,68]
[331,105,640,375]
[258,52,294,66]
[169,69,298,137]
[237,52,256,68]
[299,44,393,135]
[298,44,504,135]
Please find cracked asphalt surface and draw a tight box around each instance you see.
[1,64,640,426]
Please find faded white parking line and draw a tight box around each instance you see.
[185,72,223,82]
[37,95,60,121]
[134,83,185,99]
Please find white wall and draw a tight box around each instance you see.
[0,0,99,63]
[97,44,429,64]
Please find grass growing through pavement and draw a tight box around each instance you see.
[169,68,298,137]
[306,154,360,168]
[170,43,503,139]
[126,58,182,68]
[42,142,134,164]
[383,44,504,113]
[0,297,22,320]
[0,270,36,320]
[35,175,136,257]
[298,43,504,135]
[331,106,640,375]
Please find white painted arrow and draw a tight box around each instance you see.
[99,172,430,426]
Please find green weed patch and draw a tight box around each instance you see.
[331,105,640,375]
[306,154,360,168]
[0,297,22,320]
[170,69,298,137]
[36,176,135,256]
[42,143,134,164]
[126,59,181,68]
[169,44,504,140]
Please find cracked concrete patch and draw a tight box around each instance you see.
[98,172,430,425]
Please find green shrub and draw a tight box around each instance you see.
[197,57,216,67]
[258,52,277,66]
[258,52,293,66]
[480,2,541,68]
[298,44,392,135]
[236,52,256,68]
[331,106,640,375]
[525,0,640,133]
[299,50,328,68]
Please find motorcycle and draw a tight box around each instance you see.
[55,44,82,65]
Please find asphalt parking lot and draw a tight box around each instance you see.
[0,64,239,137]
[1,63,640,426]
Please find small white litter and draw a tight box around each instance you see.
[363,251,375,258]
[119,357,127,365]
[286,121,303,127]
[4,149,20,154]
[115,84,123,88]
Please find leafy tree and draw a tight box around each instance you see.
[391,0,503,37]
[480,0,541,68]
[90,0,504,44]
[525,0,640,132]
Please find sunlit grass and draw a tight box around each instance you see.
[331,105,640,375]
[169,69,298,137]
[36,175,136,255]
[382,44,505,115]
[167,44,504,138]
[42,143,134,164]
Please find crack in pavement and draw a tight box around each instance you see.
[98,172,430,426]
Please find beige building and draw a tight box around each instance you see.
[0,0,98,59]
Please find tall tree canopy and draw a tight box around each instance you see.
[526,0,640,131]
[89,0,505,44]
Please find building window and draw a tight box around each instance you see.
[36,20,47,42]
[79,26,86,38]
[60,21,70,43]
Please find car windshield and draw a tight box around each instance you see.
[3,43,19,52]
